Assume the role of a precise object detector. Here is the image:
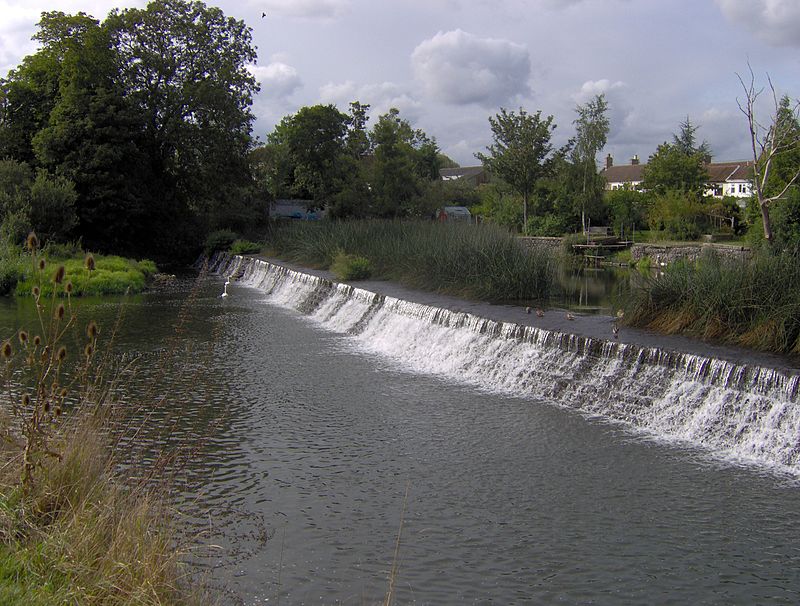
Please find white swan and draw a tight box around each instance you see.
[221,279,230,298]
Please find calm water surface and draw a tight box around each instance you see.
[1,276,799,605]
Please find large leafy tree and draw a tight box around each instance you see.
[106,0,260,219]
[30,12,152,252]
[266,104,349,205]
[476,108,557,233]
[369,108,440,218]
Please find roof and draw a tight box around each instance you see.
[440,166,486,180]
[705,160,754,182]
[601,160,754,184]
[600,164,644,184]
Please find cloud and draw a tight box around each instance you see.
[572,79,626,104]
[715,0,800,46]
[249,0,350,19]
[411,29,531,107]
[319,80,422,121]
[249,58,303,99]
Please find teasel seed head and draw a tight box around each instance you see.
[43,401,50,413]
[60,387,68,398]
[1,341,12,359]
[55,406,62,417]
[84,343,94,358]
[25,232,39,251]
[85,254,95,271]
[55,303,65,320]
[32,286,40,299]
[65,281,73,294]
[87,321,98,339]
[33,335,41,346]
[57,346,67,362]
[38,258,46,272]
[18,330,28,345]
[53,265,65,284]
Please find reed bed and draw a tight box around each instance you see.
[624,248,800,354]
[266,220,557,302]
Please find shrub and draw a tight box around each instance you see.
[330,251,372,281]
[203,229,237,255]
[229,239,261,255]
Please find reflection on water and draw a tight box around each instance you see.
[2,274,800,605]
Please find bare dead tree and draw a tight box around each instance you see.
[737,64,800,244]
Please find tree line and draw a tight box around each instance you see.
[0,1,261,260]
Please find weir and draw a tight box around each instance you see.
[211,253,800,475]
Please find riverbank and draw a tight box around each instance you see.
[238,254,799,373]
[0,243,157,297]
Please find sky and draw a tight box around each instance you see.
[1,0,799,167]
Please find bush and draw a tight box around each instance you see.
[229,239,261,255]
[330,251,372,281]
[203,229,237,255]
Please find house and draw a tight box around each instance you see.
[600,154,754,205]
[439,166,489,187]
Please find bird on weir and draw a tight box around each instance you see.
[566,312,575,321]
[536,308,545,318]
[612,323,620,339]
[221,279,230,298]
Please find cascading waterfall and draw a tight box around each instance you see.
[212,253,800,474]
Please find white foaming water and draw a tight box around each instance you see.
[213,254,800,475]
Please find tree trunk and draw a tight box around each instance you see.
[760,200,774,244]
[522,191,528,234]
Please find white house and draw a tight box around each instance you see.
[600,154,754,205]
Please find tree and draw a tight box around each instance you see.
[572,94,609,232]
[672,116,711,158]
[369,108,440,217]
[641,142,709,197]
[267,104,349,205]
[106,0,259,223]
[737,66,800,244]
[476,108,557,232]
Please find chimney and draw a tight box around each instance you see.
[631,155,639,165]
[606,154,613,169]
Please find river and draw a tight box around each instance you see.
[1,261,799,605]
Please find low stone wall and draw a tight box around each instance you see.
[518,236,563,252]
[630,243,750,266]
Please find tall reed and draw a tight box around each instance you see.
[265,220,557,302]
[624,248,800,354]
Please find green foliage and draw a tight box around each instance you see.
[229,239,261,255]
[266,220,556,302]
[330,251,372,281]
[204,229,238,255]
[647,190,705,240]
[527,213,571,237]
[14,254,155,297]
[476,107,558,231]
[642,129,709,197]
[605,188,649,236]
[625,248,800,353]
[1,2,262,259]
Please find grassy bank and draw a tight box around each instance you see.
[0,243,156,297]
[623,249,800,354]
[0,239,198,605]
[265,220,557,302]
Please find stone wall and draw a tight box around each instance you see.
[630,243,750,266]
[518,236,563,252]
